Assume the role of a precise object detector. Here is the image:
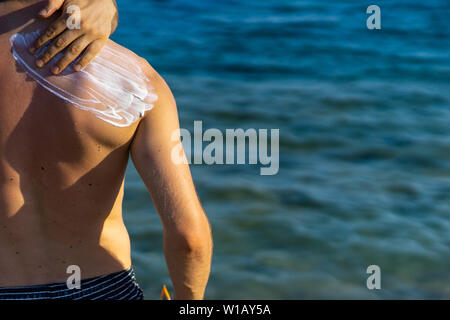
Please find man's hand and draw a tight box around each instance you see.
[29,0,119,74]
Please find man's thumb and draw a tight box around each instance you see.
[39,0,65,18]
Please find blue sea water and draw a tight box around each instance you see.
[111,0,450,299]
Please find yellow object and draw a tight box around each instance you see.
[160,285,171,300]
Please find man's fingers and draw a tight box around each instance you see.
[30,15,67,53]
[38,0,65,18]
[73,39,106,71]
[51,36,93,74]
[35,31,82,68]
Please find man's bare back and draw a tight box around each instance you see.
[0,0,212,299]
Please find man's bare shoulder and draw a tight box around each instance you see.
[96,40,176,126]
[1,0,165,128]
[134,56,177,117]
[9,31,158,127]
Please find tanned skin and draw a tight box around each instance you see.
[0,0,212,300]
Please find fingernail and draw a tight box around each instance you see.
[74,64,82,72]
[36,59,44,68]
[39,9,47,16]
[51,66,59,74]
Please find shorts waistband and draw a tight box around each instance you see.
[0,267,144,300]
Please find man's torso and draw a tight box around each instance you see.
[0,0,145,286]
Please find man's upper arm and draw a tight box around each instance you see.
[130,69,204,236]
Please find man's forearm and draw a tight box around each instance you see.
[163,230,213,300]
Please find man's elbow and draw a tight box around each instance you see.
[166,224,213,255]
[183,225,213,255]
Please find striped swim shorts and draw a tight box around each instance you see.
[0,268,144,300]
